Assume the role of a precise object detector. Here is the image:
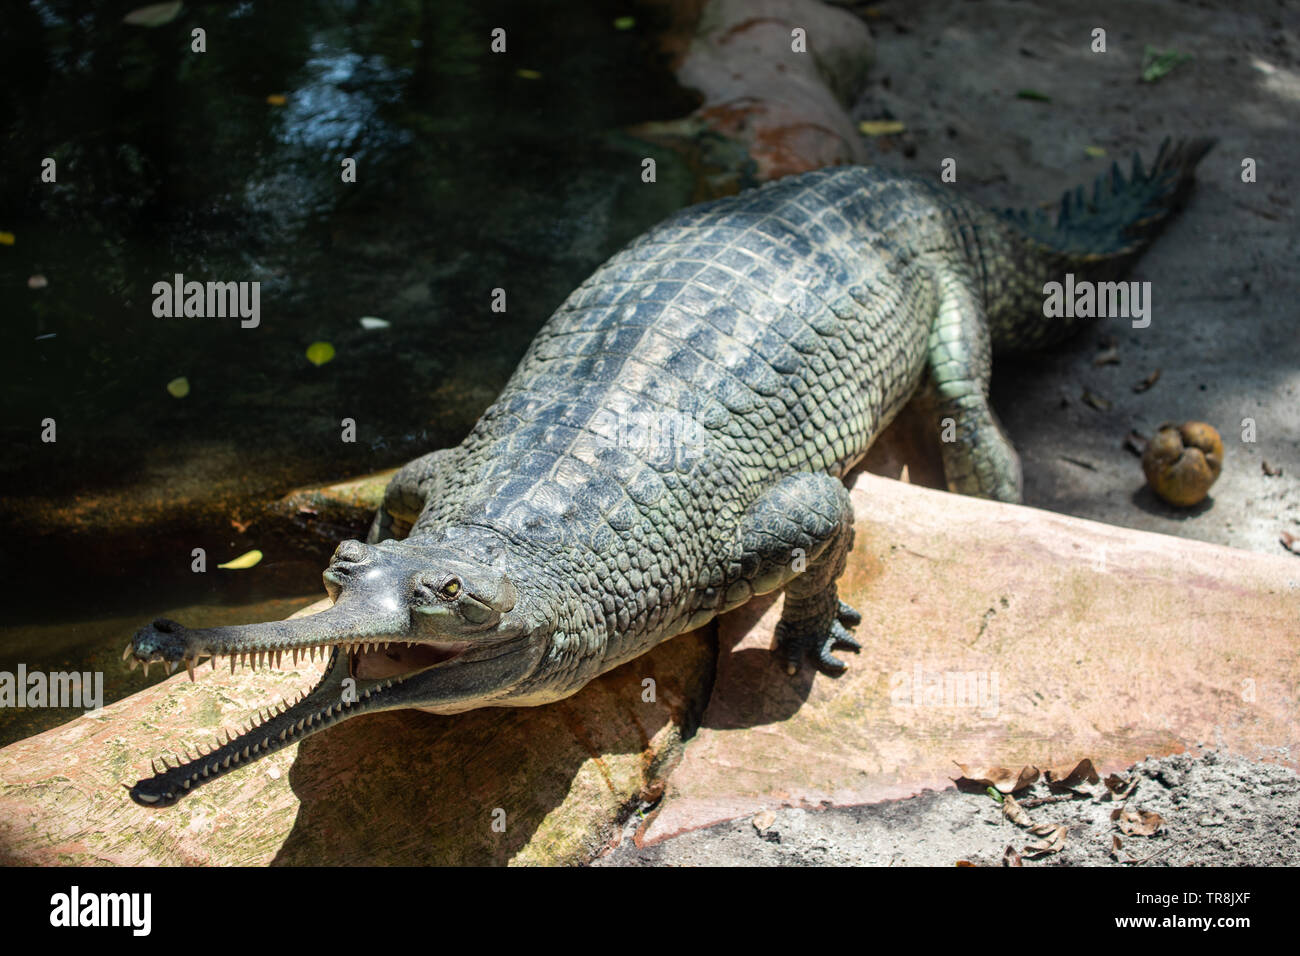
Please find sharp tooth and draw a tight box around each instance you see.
[275,649,283,669]
[186,659,196,682]
[181,779,191,789]
[211,656,218,672]
[122,643,134,661]
[292,648,299,666]
[230,655,236,674]
[143,662,151,678]
[128,658,138,672]
[165,661,176,676]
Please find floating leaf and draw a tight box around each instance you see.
[27,274,48,289]
[358,316,390,330]
[858,120,906,136]
[0,232,14,246]
[305,341,335,366]
[516,68,542,80]
[266,94,287,106]
[613,16,636,30]
[165,376,190,398]
[1084,145,1107,158]
[1017,89,1051,102]
[123,2,183,27]
[218,549,263,570]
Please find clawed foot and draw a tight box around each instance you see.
[775,601,863,676]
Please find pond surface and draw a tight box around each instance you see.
[0,0,698,744]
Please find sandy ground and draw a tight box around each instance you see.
[597,751,1300,866]
[846,0,1300,557]
[597,0,1300,866]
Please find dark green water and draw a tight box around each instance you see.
[0,0,698,743]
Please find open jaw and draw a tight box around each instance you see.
[125,615,469,808]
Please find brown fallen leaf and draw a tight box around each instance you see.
[1133,369,1161,393]
[1045,758,1100,788]
[1123,430,1148,457]
[230,515,252,534]
[1082,389,1112,411]
[1003,845,1023,867]
[1262,461,1282,477]
[1104,772,1139,801]
[1280,531,1299,556]
[1023,824,1069,858]
[751,810,776,833]
[955,860,977,867]
[955,763,1040,793]
[1112,806,1166,836]
[1002,792,1034,828]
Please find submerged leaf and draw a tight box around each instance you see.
[123,2,183,27]
[165,376,190,398]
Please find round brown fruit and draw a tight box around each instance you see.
[1141,421,1223,507]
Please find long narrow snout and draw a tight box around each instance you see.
[128,601,414,679]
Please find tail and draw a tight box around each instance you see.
[985,137,1216,353]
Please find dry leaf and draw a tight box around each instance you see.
[1123,430,1147,456]
[1082,389,1112,411]
[1133,368,1161,392]
[1002,792,1034,828]
[1104,773,1139,801]
[1023,824,1068,858]
[751,810,776,832]
[1002,845,1023,867]
[1045,758,1100,789]
[1262,461,1282,477]
[955,763,1040,793]
[1093,347,1120,366]
[955,860,977,867]
[1281,531,1299,556]
[1113,806,1165,836]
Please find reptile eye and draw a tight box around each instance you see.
[440,578,462,600]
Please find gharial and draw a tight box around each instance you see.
[127,138,1215,806]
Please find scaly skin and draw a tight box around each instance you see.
[127,139,1213,806]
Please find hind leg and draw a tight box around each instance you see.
[923,268,1023,503]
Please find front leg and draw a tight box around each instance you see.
[733,471,862,676]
